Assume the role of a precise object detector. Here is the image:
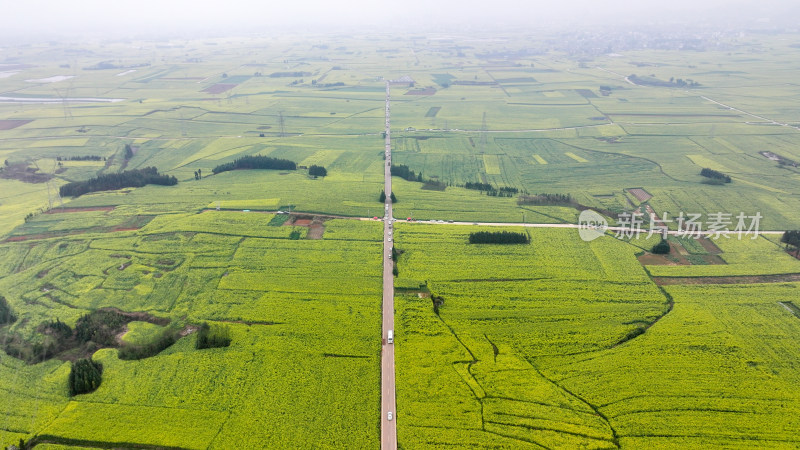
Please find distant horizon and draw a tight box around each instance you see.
[2,0,799,41]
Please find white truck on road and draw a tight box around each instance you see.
[387,329,394,344]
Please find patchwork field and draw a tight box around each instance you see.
[1,29,800,449]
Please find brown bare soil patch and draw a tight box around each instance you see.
[286,214,326,239]
[638,253,679,265]
[638,241,691,265]
[202,83,237,94]
[307,223,324,239]
[698,237,722,254]
[0,119,33,130]
[627,187,652,202]
[0,163,52,183]
[3,216,151,243]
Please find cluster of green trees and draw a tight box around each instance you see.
[75,309,131,346]
[390,164,423,182]
[42,318,72,340]
[781,230,800,257]
[68,358,103,396]
[468,231,530,244]
[652,239,671,254]
[378,190,398,203]
[212,155,296,174]
[517,193,574,206]
[700,168,731,183]
[124,144,134,160]
[193,169,203,180]
[196,322,232,350]
[308,165,327,177]
[55,155,104,161]
[0,295,16,325]
[59,167,177,197]
[1,306,180,364]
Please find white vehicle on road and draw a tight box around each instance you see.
[388,329,393,344]
[387,411,393,421]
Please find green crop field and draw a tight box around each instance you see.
[2,26,800,449]
[0,213,382,448]
[393,225,800,448]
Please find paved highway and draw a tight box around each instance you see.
[381,82,397,450]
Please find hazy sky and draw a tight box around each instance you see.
[2,0,798,38]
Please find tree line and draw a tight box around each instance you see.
[700,168,731,183]
[464,182,519,197]
[469,231,530,244]
[517,193,574,206]
[628,74,700,88]
[59,167,177,197]
[212,155,296,174]
[390,164,423,182]
[464,182,519,194]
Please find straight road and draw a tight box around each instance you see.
[381,82,397,450]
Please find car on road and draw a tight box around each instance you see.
[388,237,392,242]
[387,411,393,421]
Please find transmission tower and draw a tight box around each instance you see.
[278,111,286,137]
[54,87,73,120]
